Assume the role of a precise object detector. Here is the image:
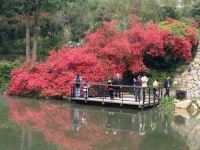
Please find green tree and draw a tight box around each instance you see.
[191,1,200,23]
[139,0,160,22]
[159,6,180,21]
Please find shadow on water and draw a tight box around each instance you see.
[0,95,193,150]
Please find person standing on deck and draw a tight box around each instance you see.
[74,73,82,97]
[141,74,148,88]
[114,73,122,98]
[133,76,142,102]
[163,76,170,97]
[83,81,89,99]
[153,79,160,99]
[107,80,114,100]
[141,74,148,99]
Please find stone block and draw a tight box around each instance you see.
[187,83,193,89]
[174,99,192,109]
[173,80,178,85]
[194,58,200,63]
[196,101,200,108]
[193,64,199,68]
[174,108,190,118]
[191,70,197,75]
[173,99,180,103]
[193,76,198,81]
[186,76,193,81]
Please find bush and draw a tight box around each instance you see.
[160,96,174,105]
[0,60,21,93]
[176,90,187,100]
[8,19,199,98]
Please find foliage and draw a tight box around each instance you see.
[191,1,200,23]
[146,70,170,86]
[160,96,174,106]
[8,19,198,97]
[7,48,105,97]
[139,0,160,22]
[158,6,180,21]
[0,60,21,93]
[0,0,199,57]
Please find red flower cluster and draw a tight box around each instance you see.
[8,19,198,97]
[8,47,105,96]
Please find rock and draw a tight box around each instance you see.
[185,75,193,81]
[187,83,193,89]
[174,99,192,109]
[196,101,200,108]
[191,70,197,75]
[194,58,200,63]
[192,103,199,111]
[182,71,188,76]
[193,76,198,81]
[173,99,180,103]
[191,62,196,66]
[174,108,190,118]
[187,103,199,116]
[193,64,199,68]
[173,80,178,85]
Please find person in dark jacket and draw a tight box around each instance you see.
[163,76,170,97]
[114,74,122,98]
[74,73,82,97]
[133,76,142,102]
[107,80,114,100]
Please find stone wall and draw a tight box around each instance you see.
[173,44,200,98]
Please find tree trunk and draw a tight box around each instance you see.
[32,28,37,62]
[25,15,31,63]
[31,0,40,63]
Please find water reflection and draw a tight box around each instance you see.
[4,96,195,150]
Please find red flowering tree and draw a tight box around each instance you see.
[8,47,105,96]
[8,19,198,97]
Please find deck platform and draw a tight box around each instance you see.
[70,97,159,109]
[70,82,163,109]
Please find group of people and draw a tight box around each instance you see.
[133,75,171,101]
[107,74,122,100]
[73,73,171,101]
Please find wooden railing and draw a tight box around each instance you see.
[70,82,164,108]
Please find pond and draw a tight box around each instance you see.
[0,95,199,150]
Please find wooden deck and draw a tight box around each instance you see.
[70,82,163,109]
[70,97,159,109]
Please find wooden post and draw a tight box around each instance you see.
[120,88,123,106]
[148,87,151,106]
[85,87,88,103]
[153,89,156,107]
[158,88,160,104]
[143,88,145,108]
[102,87,105,105]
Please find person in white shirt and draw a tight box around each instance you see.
[153,79,160,98]
[141,74,148,88]
[141,74,148,100]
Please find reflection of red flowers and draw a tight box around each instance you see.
[8,99,110,150]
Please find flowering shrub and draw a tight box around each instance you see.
[8,47,105,96]
[8,19,198,97]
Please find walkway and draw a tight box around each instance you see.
[70,82,163,109]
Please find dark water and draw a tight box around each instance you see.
[0,95,199,150]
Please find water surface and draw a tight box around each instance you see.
[0,95,199,150]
